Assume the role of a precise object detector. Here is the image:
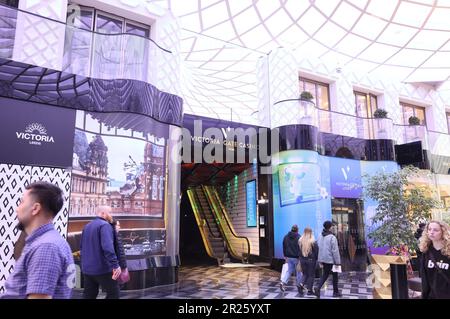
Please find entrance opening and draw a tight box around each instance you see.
[179,163,254,266]
[331,198,367,271]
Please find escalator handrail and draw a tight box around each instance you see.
[191,187,222,240]
[202,185,251,261]
[186,189,216,259]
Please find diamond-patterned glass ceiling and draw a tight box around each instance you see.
[156,0,450,124]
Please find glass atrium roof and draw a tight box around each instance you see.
[154,0,450,123]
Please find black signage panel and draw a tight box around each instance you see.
[0,97,76,167]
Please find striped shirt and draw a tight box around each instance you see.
[1,223,75,299]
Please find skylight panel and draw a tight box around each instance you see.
[239,25,272,49]
[352,13,387,40]
[232,7,261,35]
[392,1,431,27]
[407,30,450,50]
[366,0,399,20]
[228,0,254,16]
[314,21,347,47]
[179,12,202,32]
[313,0,341,17]
[298,7,327,35]
[334,33,372,56]
[425,8,450,30]
[201,1,229,29]
[377,24,417,47]
[331,1,362,30]
[170,0,199,17]
[276,25,309,47]
[255,0,280,20]
[358,42,400,63]
[421,52,450,68]
[385,49,433,67]
[405,68,450,82]
[202,21,236,41]
[263,8,293,37]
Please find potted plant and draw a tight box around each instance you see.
[373,108,388,118]
[364,166,441,298]
[408,116,421,125]
[300,91,314,101]
[373,109,390,138]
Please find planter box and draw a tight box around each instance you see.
[370,254,407,299]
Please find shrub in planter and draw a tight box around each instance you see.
[373,108,388,118]
[300,91,314,101]
[408,116,421,125]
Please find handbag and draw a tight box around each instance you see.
[118,268,130,284]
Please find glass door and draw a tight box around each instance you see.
[331,198,367,271]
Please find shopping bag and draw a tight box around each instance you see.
[280,263,289,281]
[331,265,342,273]
[118,268,130,284]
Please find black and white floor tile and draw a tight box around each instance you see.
[72,265,373,299]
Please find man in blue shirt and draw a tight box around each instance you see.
[80,205,121,299]
[1,181,75,299]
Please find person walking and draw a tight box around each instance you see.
[298,227,319,296]
[80,205,121,299]
[1,181,74,299]
[280,224,303,294]
[314,221,342,298]
[419,220,450,299]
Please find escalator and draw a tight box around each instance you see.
[187,187,227,264]
[187,185,251,264]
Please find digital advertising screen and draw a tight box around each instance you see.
[272,150,331,258]
[246,180,257,227]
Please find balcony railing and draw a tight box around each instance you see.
[0,4,171,82]
[273,99,394,140]
[273,98,450,159]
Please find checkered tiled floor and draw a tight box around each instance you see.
[72,265,373,299]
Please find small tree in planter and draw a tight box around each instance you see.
[408,116,421,125]
[373,108,388,118]
[364,166,441,298]
[364,166,440,252]
[300,91,314,101]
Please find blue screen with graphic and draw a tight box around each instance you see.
[329,157,362,198]
[246,180,257,227]
[272,150,399,258]
[273,150,331,258]
[278,162,324,206]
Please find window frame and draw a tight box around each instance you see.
[353,91,378,118]
[401,102,427,126]
[299,77,330,110]
[66,4,151,78]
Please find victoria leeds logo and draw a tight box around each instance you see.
[16,123,55,145]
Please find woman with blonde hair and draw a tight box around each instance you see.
[298,227,319,296]
[419,220,450,299]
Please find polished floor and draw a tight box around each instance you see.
[72,265,373,299]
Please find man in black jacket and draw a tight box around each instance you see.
[280,225,303,294]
